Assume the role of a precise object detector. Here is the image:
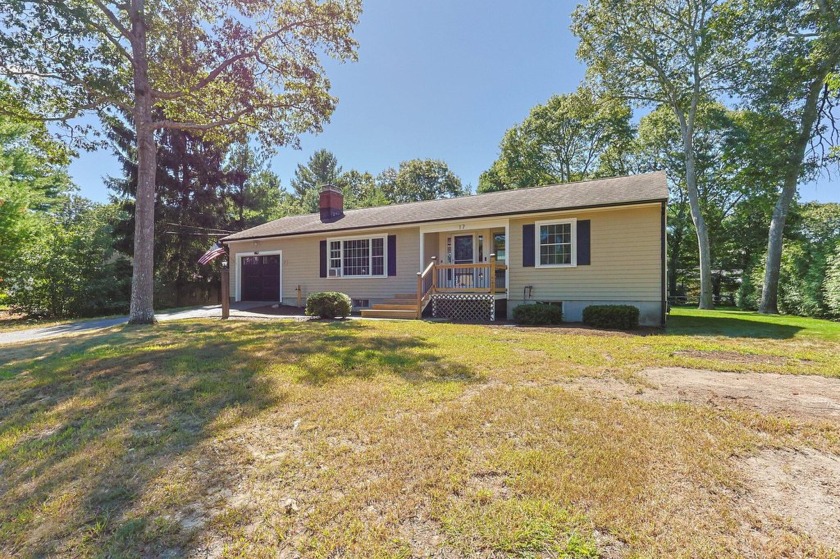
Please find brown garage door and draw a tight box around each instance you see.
[241,255,280,301]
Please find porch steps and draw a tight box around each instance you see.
[359,309,417,319]
[360,294,419,319]
[370,303,416,311]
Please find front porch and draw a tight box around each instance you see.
[418,257,508,321]
[361,223,510,321]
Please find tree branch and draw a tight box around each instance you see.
[152,19,302,101]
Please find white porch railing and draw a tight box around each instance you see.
[416,254,507,318]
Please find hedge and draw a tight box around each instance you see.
[512,303,563,325]
[582,304,639,330]
[305,292,352,319]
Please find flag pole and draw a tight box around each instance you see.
[221,251,230,320]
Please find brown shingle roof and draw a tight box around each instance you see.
[223,171,668,242]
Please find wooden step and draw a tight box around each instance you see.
[371,303,416,311]
[381,299,418,305]
[391,293,417,300]
[360,309,418,319]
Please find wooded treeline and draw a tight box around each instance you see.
[478,0,840,318]
[0,0,838,320]
[477,86,840,318]
[0,109,467,316]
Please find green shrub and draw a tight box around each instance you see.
[305,292,352,319]
[512,303,563,325]
[582,305,639,330]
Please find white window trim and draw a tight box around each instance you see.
[535,218,577,268]
[326,234,389,279]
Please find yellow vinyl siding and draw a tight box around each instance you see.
[227,227,421,303]
[423,232,439,264]
[509,205,662,302]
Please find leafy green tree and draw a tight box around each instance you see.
[477,85,633,193]
[744,203,840,317]
[337,169,388,209]
[224,143,284,230]
[738,0,840,314]
[633,104,777,301]
[108,114,233,307]
[0,114,72,286]
[6,197,131,317]
[377,159,465,203]
[573,0,753,309]
[290,148,345,211]
[824,244,840,317]
[0,0,361,323]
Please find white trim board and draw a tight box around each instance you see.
[419,217,509,234]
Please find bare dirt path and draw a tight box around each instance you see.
[740,447,840,550]
[574,367,840,552]
[578,366,840,422]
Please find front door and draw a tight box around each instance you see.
[452,235,475,288]
[241,255,281,301]
[453,235,474,264]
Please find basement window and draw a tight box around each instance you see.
[352,298,370,308]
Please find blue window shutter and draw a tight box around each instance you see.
[387,235,397,276]
[522,224,535,267]
[577,220,591,265]
[320,240,327,278]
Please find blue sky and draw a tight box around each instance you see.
[69,0,838,203]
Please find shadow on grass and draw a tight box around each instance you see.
[281,321,477,385]
[666,312,803,339]
[0,319,477,557]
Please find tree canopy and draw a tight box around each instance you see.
[0,113,72,284]
[735,0,840,313]
[478,86,633,193]
[377,159,466,203]
[573,0,755,309]
[0,0,361,323]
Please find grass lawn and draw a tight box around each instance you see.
[1,309,838,557]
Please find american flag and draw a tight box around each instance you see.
[198,242,226,265]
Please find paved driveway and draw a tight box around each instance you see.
[0,302,285,346]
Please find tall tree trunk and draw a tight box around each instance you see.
[685,157,714,309]
[678,117,714,309]
[759,78,825,314]
[128,0,157,324]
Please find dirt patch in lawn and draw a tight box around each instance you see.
[739,447,840,550]
[672,349,808,366]
[576,367,840,422]
[573,368,840,550]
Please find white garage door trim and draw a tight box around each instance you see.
[235,250,283,302]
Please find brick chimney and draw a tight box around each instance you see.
[319,184,344,222]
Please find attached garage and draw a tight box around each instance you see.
[239,254,281,301]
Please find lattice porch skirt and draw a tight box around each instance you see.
[431,294,495,322]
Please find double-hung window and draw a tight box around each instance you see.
[328,236,386,277]
[535,219,576,267]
